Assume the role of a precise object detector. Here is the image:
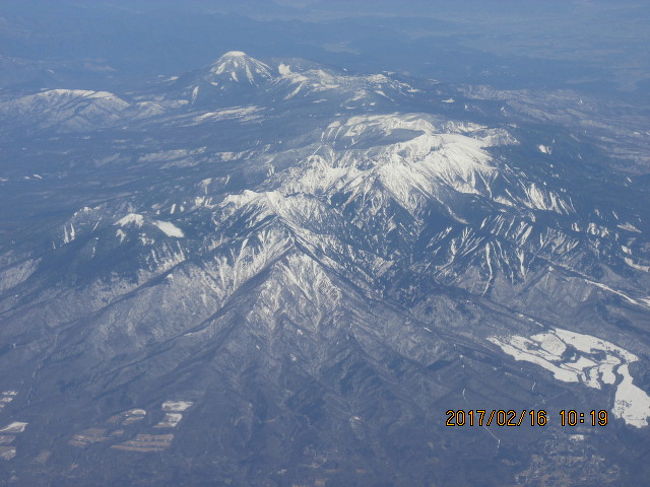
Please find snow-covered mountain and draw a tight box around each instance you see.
[0,51,649,486]
[207,51,273,85]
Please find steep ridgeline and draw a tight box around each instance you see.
[0,52,649,486]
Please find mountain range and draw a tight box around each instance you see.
[0,51,649,486]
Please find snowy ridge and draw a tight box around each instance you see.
[0,88,168,131]
[275,63,418,106]
[207,109,631,301]
[261,114,574,220]
[290,114,507,212]
[194,105,263,124]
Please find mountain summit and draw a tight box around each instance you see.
[206,51,273,86]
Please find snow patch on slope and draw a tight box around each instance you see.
[195,105,263,123]
[115,213,145,227]
[152,220,184,238]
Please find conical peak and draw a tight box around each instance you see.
[208,51,273,84]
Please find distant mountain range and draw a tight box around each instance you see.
[0,51,648,486]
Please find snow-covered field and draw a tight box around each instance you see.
[489,328,650,428]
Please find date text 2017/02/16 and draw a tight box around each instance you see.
[445,410,609,427]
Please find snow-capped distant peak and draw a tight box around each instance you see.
[221,51,248,58]
[207,51,272,85]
